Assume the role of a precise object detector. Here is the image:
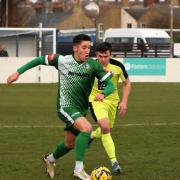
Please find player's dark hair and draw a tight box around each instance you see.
[95,42,112,53]
[73,34,91,45]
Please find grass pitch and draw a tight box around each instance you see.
[0,83,180,180]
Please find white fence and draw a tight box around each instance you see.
[0,57,180,83]
[0,58,58,83]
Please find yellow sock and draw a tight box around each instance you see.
[101,133,116,162]
[91,127,101,139]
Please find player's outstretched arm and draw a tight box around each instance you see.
[7,55,59,85]
[7,72,20,84]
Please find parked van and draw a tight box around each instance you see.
[103,28,170,57]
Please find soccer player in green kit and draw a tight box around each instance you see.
[7,34,114,180]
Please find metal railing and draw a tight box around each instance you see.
[110,43,171,58]
[57,42,171,58]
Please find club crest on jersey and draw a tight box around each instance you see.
[85,63,91,70]
[48,54,56,62]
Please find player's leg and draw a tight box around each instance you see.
[99,120,122,175]
[43,131,75,178]
[73,117,92,179]
[59,107,92,179]
[108,103,122,175]
[90,102,116,160]
[91,127,101,138]
[90,101,110,139]
[89,101,108,139]
[43,106,85,179]
[90,101,122,174]
[98,117,117,165]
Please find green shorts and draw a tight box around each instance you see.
[58,106,87,135]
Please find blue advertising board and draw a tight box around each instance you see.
[123,58,166,76]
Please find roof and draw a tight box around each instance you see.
[124,6,149,20]
[96,6,122,29]
[57,5,94,30]
[29,11,70,28]
[125,4,180,21]
[152,4,180,20]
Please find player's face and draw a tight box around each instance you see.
[73,41,91,62]
[96,50,111,67]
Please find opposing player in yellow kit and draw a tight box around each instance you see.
[89,42,131,175]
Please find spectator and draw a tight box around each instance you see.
[0,44,8,57]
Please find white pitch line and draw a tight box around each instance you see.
[118,122,180,127]
[0,122,180,128]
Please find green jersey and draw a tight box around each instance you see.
[17,54,114,112]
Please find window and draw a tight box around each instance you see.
[145,38,170,50]
[140,23,146,28]
[127,23,132,28]
[105,37,134,52]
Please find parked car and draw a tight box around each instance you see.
[103,28,170,57]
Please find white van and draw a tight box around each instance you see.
[103,28,170,57]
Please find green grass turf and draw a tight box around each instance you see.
[0,83,180,180]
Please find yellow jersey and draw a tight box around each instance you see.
[89,58,128,103]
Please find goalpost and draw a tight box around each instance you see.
[0,27,57,57]
[0,27,57,83]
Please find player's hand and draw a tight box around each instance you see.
[94,93,105,102]
[7,72,20,84]
[119,101,127,118]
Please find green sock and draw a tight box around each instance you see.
[91,127,101,139]
[75,132,90,161]
[101,133,116,162]
[53,140,71,160]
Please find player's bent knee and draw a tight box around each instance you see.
[101,126,110,134]
[74,117,92,133]
[98,120,110,134]
[80,124,92,133]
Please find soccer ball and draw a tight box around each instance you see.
[91,166,112,180]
